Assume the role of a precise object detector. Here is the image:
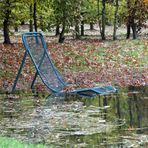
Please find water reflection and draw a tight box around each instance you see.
[0,86,147,147]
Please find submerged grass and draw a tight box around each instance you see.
[0,137,46,148]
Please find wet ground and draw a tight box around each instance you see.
[0,86,148,147]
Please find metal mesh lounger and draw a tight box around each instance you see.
[12,32,117,97]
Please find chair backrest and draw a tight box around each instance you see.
[22,32,66,93]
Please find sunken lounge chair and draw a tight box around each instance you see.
[12,32,117,97]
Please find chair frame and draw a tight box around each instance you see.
[12,32,117,97]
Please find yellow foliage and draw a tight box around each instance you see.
[144,0,148,4]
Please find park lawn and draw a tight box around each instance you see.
[0,38,147,92]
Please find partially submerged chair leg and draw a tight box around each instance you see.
[12,50,28,93]
[31,71,39,92]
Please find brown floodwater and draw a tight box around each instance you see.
[0,86,148,147]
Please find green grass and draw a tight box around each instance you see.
[0,137,47,148]
[65,39,147,71]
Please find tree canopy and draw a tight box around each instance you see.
[0,0,147,43]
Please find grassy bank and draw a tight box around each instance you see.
[0,137,47,148]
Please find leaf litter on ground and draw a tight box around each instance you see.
[0,38,147,92]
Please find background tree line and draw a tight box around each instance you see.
[0,0,148,44]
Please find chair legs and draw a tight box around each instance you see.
[12,51,28,93]
[31,71,38,92]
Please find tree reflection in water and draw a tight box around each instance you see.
[0,86,147,147]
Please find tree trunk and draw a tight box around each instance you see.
[75,21,80,39]
[33,0,37,32]
[113,0,119,40]
[131,20,137,39]
[14,26,18,32]
[55,24,60,36]
[126,18,137,40]
[29,4,33,32]
[97,0,102,35]
[21,21,25,25]
[101,0,106,40]
[59,22,65,43]
[90,23,94,30]
[81,21,84,36]
[126,0,137,39]
[97,0,101,35]
[3,19,11,44]
[126,23,131,39]
[3,0,11,44]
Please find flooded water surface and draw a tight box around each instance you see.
[0,86,148,147]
